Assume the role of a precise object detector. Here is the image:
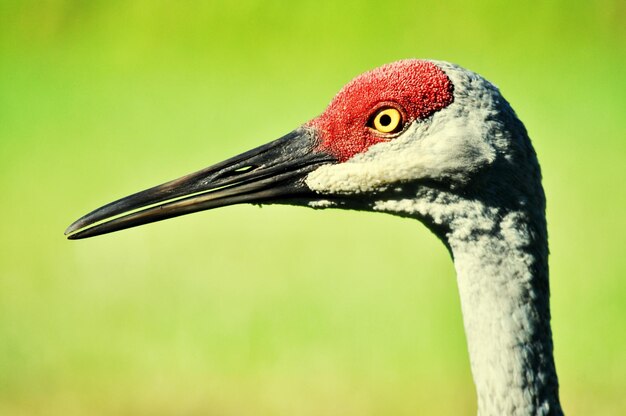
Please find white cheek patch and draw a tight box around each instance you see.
[306,122,424,194]
[306,110,495,195]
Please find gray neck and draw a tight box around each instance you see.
[446,203,562,416]
[372,187,563,415]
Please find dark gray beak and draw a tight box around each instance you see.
[65,127,336,239]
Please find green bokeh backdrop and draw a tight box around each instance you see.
[1,1,625,414]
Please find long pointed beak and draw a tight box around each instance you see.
[65,127,336,240]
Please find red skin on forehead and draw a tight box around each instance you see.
[307,60,454,162]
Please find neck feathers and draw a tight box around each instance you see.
[449,202,562,415]
[374,187,562,415]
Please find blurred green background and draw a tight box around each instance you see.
[1,1,625,414]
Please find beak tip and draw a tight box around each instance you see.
[65,218,87,238]
[64,223,78,236]
[66,226,91,240]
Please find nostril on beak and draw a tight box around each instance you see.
[234,165,255,173]
[215,164,257,180]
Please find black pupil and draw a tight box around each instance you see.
[379,114,392,126]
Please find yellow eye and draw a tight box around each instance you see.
[371,107,402,133]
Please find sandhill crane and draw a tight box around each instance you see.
[66,60,563,415]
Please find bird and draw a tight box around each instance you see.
[65,59,564,416]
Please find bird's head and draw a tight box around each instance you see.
[66,59,541,240]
